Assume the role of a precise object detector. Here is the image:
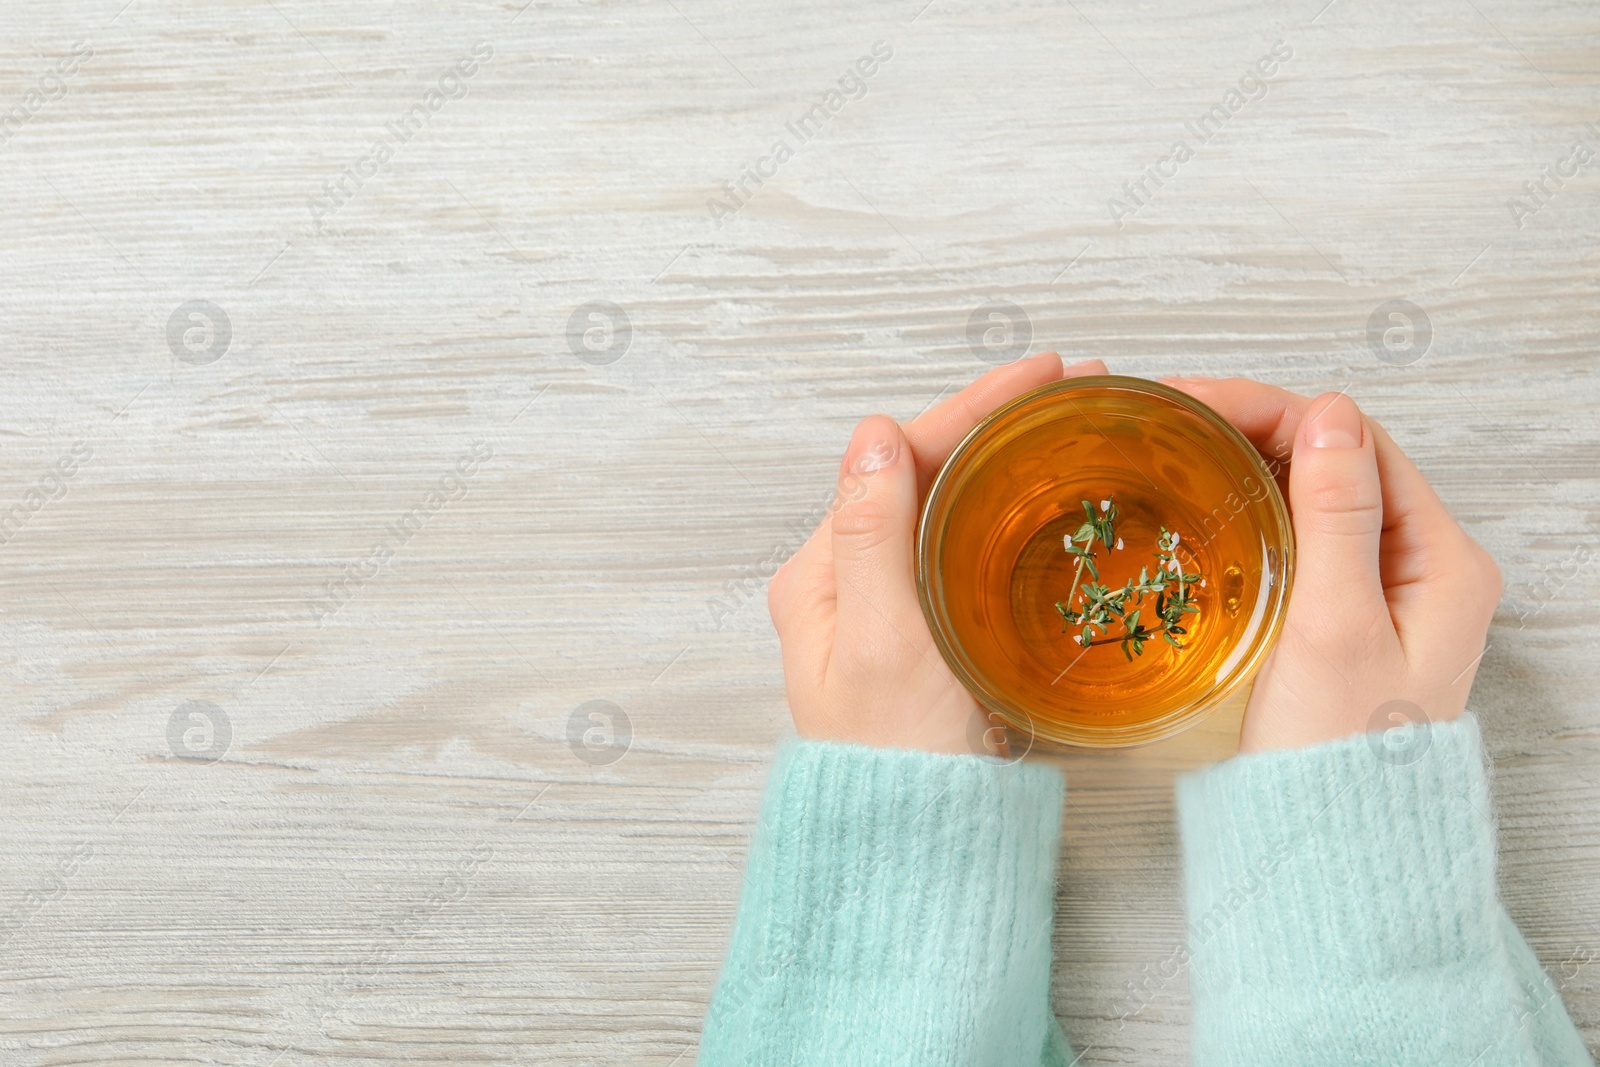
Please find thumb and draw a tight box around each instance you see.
[830,415,920,638]
[1288,392,1387,631]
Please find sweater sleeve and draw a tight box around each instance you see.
[1175,713,1594,1067]
[697,739,1071,1067]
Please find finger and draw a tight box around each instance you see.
[1364,415,1469,589]
[773,351,1086,639]
[904,354,1108,493]
[1287,393,1389,632]
[1160,376,1306,475]
[830,415,922,639]
[1171,376,1498,676]
[1165,377,1465,589]
[768,520,833,635]
[1365,415,1502,662]
[768,508,838,700]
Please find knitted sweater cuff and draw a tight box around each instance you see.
[1175,714,1499,990]
[699,739,1064,1065]
[1169,713,1576,1065]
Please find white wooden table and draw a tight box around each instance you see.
[1,1,1596,1062]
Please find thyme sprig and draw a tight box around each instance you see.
[1055,496,1203,661]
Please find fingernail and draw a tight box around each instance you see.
[857,440,896,472]
[1306,393,1363,449]
[844,420,898,474]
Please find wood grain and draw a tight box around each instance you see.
[0,0,1596,1062]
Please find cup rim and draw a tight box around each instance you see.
[915,373,1295,749]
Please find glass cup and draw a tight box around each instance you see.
[916,375,1294,747]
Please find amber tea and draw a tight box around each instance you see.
[917,376,1293,747]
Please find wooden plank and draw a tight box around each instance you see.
[0,0,1595,1062]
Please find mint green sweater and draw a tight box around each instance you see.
[698,716,1593,1066]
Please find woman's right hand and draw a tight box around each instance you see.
[1161,377,1502,755]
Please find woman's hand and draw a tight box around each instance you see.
[1162,377,1502,754]
[768,354,1109,756]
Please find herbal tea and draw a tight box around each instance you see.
[1053,496,1203,661]
[918,377,1293,746]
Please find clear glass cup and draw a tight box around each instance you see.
[916,375,1294,748]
